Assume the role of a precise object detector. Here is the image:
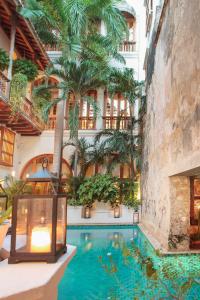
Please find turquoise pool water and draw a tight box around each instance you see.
[58,225,200,300]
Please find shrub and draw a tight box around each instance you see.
[78,174,119,207]
[13,58,38,81]
[0,48,9,71]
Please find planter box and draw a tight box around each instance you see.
[0,223,9,250]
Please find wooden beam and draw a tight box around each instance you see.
[0,1,12,16]
[17,26,35,55]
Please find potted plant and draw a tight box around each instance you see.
[0,208,11,250]
[0,48,9,72]
[78,174,119,218]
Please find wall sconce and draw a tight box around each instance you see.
[133,210,139,224]
[83,206,91,219]
[114,204,120,218]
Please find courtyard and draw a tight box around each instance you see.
[0,0,200,299]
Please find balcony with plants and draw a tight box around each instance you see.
[0,51,45,136]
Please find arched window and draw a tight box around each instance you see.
[33,77,59,129]
[21,154,72,180]
[20,154,72,194]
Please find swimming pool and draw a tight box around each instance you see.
[58,225,200,300]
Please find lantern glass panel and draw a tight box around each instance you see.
[15,197,53,253]
[0,196,7,213]
[56,197,66,251]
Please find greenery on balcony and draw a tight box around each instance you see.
[13,58,38,81]
[0,48,9,72]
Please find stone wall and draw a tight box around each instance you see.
[142,0,200,251]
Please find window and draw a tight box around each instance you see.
[0,127,15,166]
[119,12,136,52]
[66,90,97,130]
[103,92,131,129]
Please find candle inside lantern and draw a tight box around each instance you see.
[31,226,51,253]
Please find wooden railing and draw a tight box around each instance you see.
[0,71,9,99]
[44,45,61,51]
[45,116,96,130]
[103,116,131,130]
[118,41,136,52]
[45,116,57,130]
[22,97,44,130]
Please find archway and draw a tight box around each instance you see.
[20,154,72,193]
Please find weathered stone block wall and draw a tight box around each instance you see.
[142,0,200,251]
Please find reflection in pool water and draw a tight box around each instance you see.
[58,226,200,300]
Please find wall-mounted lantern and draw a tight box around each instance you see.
[133,210,139,224]
[9,159,67,264]
[0,182,8,215]
[83,206,91,219]
[114,204,120,218]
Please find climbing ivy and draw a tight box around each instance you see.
[9,73,28,115]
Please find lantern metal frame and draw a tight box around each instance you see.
[8,159,67,264]
[114,204,121,218]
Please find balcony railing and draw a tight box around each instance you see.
[45,116,96,130]
[0,71,9,100]
[118,41,136,52]
[45,116,57,130]
[22,97,44,130]
[103,116,131,130]
[45,42,136,53]
[45,45,61,51]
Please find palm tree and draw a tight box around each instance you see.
[42,55,121,176]
[95,117,141,176]
[105,68,145,180]
[64,137,92,178]
[21,0,128,178]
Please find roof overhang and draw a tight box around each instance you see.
[0,0,50,70]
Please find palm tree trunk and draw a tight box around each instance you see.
[52,99,65,178]
[73,92,81,177]
[129,102,135,183]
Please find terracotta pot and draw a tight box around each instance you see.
[0,223,9,249]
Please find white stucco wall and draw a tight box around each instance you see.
[0,28,10,52]
[68,203,136,225]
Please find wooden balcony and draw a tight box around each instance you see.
[0,72,44,136]
[118,41,136,52]
[45,116,96,130]
[103,116,131,130]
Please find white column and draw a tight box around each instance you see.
[8,16,17,81]
[96,88,104,130]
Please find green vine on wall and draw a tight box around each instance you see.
[9,73,28,115]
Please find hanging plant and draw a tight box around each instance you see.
[13,58,38,81]
[0,48,9,71]
[9,73,28,115]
